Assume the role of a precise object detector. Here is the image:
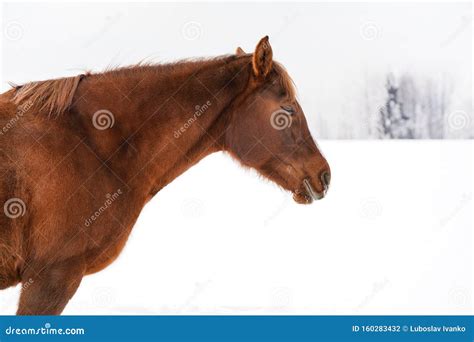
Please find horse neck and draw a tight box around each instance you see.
[73,56,252,197]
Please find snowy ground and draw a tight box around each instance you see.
[0,140,472,315]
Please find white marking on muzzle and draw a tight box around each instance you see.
[303,179,323,201]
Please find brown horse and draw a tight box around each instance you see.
[0,36,330,315]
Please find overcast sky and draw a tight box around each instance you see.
[1,2,471,138]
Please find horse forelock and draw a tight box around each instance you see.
[273,62,297,100]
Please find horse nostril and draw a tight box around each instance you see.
[321,171,331,187]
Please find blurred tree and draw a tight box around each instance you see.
[378,73,414,139]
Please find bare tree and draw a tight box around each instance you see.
[378,73,414,139]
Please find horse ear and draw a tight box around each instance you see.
[236,47,245,55]
[252,36,273,78]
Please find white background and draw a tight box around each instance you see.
[0,1,472,314]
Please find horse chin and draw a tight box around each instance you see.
[292,191,314,204]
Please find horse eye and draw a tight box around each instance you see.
[281,105,295,114]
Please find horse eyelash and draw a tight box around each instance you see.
[281,105,295,114]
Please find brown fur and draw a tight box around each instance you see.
[0,37,329,314]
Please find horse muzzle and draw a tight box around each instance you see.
[293,171,330,204]
[303,179,325,201]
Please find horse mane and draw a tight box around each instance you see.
[10,74,85,117]
[9,56,296,117]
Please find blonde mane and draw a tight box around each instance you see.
[11,74,84,117]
